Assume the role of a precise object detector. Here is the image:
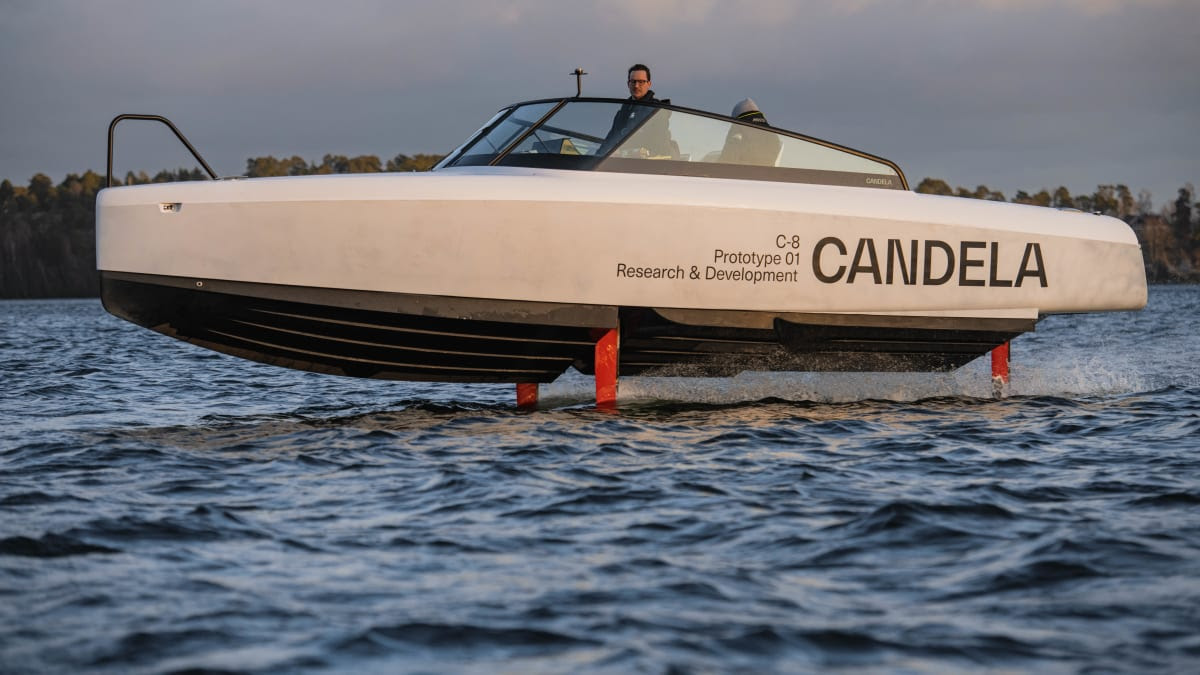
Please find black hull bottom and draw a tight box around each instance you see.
[101,273,1031,383]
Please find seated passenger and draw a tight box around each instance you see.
[720,98,782,166]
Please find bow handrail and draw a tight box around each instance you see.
[106,114,218,188]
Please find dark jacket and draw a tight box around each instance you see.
[601,91,674,157]
[721,114,781,166]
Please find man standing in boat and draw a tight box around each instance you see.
[600,64,674,158]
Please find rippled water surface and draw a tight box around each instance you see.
[2,287,1199,673]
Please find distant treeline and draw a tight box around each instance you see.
[918,178,1150,217]
[914,179,1199,283]
[1,156,1196,298]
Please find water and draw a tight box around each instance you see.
[2,287,1199,674]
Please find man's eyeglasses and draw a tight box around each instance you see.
[627,79,649,85]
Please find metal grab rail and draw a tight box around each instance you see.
[106,114,218,188]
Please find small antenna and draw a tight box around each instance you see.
[571,67,587,97]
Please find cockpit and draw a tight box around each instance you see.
[434,97,907,190]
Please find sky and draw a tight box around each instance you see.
[1,0,1197,207]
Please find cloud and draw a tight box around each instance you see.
[972,0,1181,14]
[600,0,1189,25]
[838,0,1184,13]
[0,0,1195,204]
[605,0,721,26]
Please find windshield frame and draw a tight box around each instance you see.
[436,96,909,190]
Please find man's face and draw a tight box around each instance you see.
[627,69,651,98]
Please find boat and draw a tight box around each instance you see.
[96,97,1148,404]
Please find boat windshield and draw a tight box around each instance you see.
[439,98,906,190]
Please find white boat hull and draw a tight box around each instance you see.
[96,167,1147,381]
